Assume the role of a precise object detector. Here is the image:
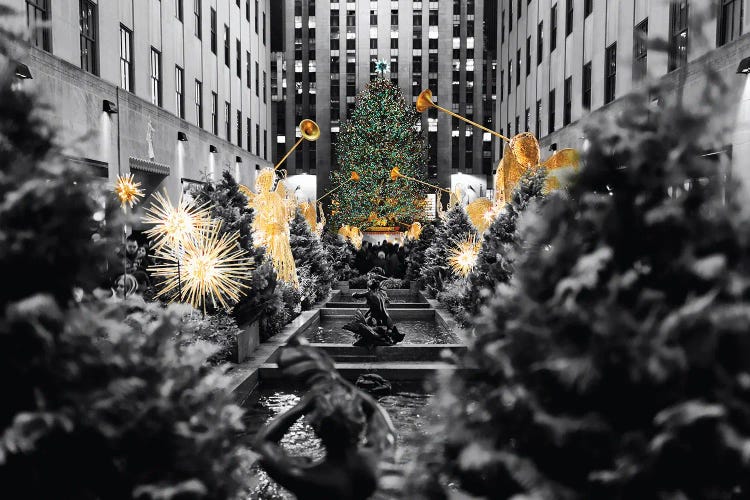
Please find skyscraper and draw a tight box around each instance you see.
[272,0,499,198]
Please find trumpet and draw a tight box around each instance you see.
[274,119,320,171]
[416,89,510,143]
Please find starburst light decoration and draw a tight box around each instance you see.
[150,221,253,311]
[448,236,481,278]
[142,190,213,250]
[114,173,144,209]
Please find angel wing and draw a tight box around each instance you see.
[238,184,257,207]
[466,197,494,233]
[542,148,580,194]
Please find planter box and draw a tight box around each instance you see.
[337,280,350,291]
[234,319,260,363]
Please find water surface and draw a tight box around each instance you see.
[305,318,458,344]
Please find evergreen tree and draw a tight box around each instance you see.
[321,230,358,281]
[422,206,475,297]
[461,168,548,317]
[418,76,750,498]
[192,171,288,339]
[0,65,253,497]
[404,220,440,285]
[329,78,429,230]
[290,210,334,307]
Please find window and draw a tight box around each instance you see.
[550,3,557,52]
[224,25,230,67]
[515,115,520,135]
[565,0,573,36]
[175,65,185,118]
[582,61,591,109]
[537,22,543,64]
[605,42,617,103]
[264,129,268,160]
[526,36,531,75]
[563,76,571,125]
[246,0,250,21]
[211,92,218,135]
[718,0,743,46]
[255,0,259,33]
[210,8,216,53]
[236,40,241,77]
[195,80,203,128]
[584,0,592,17]
[255,123,260,156]
[263,12,266,45]
[175,0,183,21]
[263,71,267,103]
[225,101,231,140]
[517,0,522,19]
[119,25,134,92]
[255,62,259,96]
[516,49,521,86]
[535,99,542,137]
[79,0,98,75]
[509,0,513,31]
[246,51,251,88]
[26,0,51,52]
[633,19,648,82]
[668,1,688,71]
[237,110,242,147]
[191,0,201,39]
[548,89,555,134]
[150,47,162,106]
[501,10,505,43]
[525,107,530,131]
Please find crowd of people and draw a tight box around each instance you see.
[109,234,154,299]
[354,241,407,278]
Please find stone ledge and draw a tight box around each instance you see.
[259,361,458,381]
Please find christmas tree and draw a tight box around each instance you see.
[461,168,548,317]
[416,75,750,498]
[192,171,290,339]
[290,210,334,308]
[329,78,429,230]
[404,220,440,286]
[422,206,476,297]
[321,230,359,282]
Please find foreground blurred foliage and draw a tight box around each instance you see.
[0,53,255,497]
[413,73,750,498]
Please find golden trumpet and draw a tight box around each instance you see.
[390,166,450,193]
[274,119,320,171]
[416,89,510,143]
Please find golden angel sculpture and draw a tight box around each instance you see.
[495,132,579,206]
[240,168,299,287]
[299,201,326,237]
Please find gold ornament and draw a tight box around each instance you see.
[466,197,494,233]
[448,235,481,278]
[114,173,144,209]
[244,168,298,287]
[150,221,252,311]
[142,190,212,250]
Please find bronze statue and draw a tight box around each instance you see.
[344,274,404,348]
[254,334,396,500]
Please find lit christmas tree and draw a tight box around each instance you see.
[328,78,429,230]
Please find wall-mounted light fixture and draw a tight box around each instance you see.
[255,164,260,170]
[235,155,242,162]
[737,56,750,74]
[102,99,118,114]
[177,131,188,141]
[209,145,218,153]
[549,142,558,151]
[14,62,32,80]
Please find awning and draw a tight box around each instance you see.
[129,157,170,176]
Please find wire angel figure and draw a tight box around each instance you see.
[241,168,299,287]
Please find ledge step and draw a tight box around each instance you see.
[259,361,454,381]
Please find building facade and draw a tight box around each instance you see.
[271,0,499,199]
[496,0,750,190]
[6,0,273,203]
